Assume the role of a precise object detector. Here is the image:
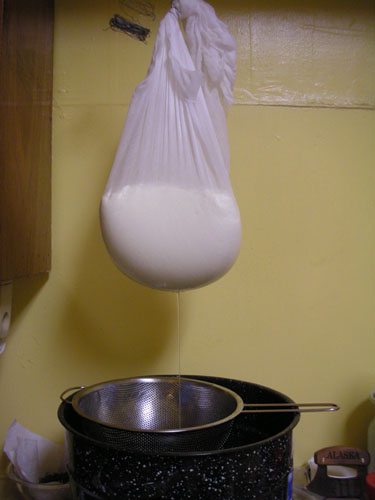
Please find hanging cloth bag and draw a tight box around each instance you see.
[100,0,241,291]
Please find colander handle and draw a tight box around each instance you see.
[60,386,85,403]
[242,402,339,413]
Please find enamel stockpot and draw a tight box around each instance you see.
[58,375,300,500]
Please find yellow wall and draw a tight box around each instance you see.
[1,0,374,472]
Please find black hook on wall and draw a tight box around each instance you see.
[108,0,155,42]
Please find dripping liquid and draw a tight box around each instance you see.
[176,290,182,429]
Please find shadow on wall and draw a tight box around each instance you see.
[344,397,374,452]
[59,213,178,375]
[11,273,49,327]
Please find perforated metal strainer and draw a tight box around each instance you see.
[60,376,338,453]
[60,376,242,452]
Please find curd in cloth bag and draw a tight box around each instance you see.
[100,0,241,290]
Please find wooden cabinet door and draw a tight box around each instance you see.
[0,0,53,283]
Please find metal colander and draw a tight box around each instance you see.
[60,377,243,453]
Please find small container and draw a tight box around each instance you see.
[7,464,71,500]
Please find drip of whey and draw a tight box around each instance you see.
[100,184,241,290]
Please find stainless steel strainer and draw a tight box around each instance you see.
[60,377,242,452]
[60,376,338,453]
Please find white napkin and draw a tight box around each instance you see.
[4,420,66,483]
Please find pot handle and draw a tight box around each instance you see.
[242,402,339,413]
[60,386,85,403]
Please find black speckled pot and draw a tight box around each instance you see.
[58,375,300,500]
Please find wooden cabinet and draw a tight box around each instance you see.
[0,0,53,283]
